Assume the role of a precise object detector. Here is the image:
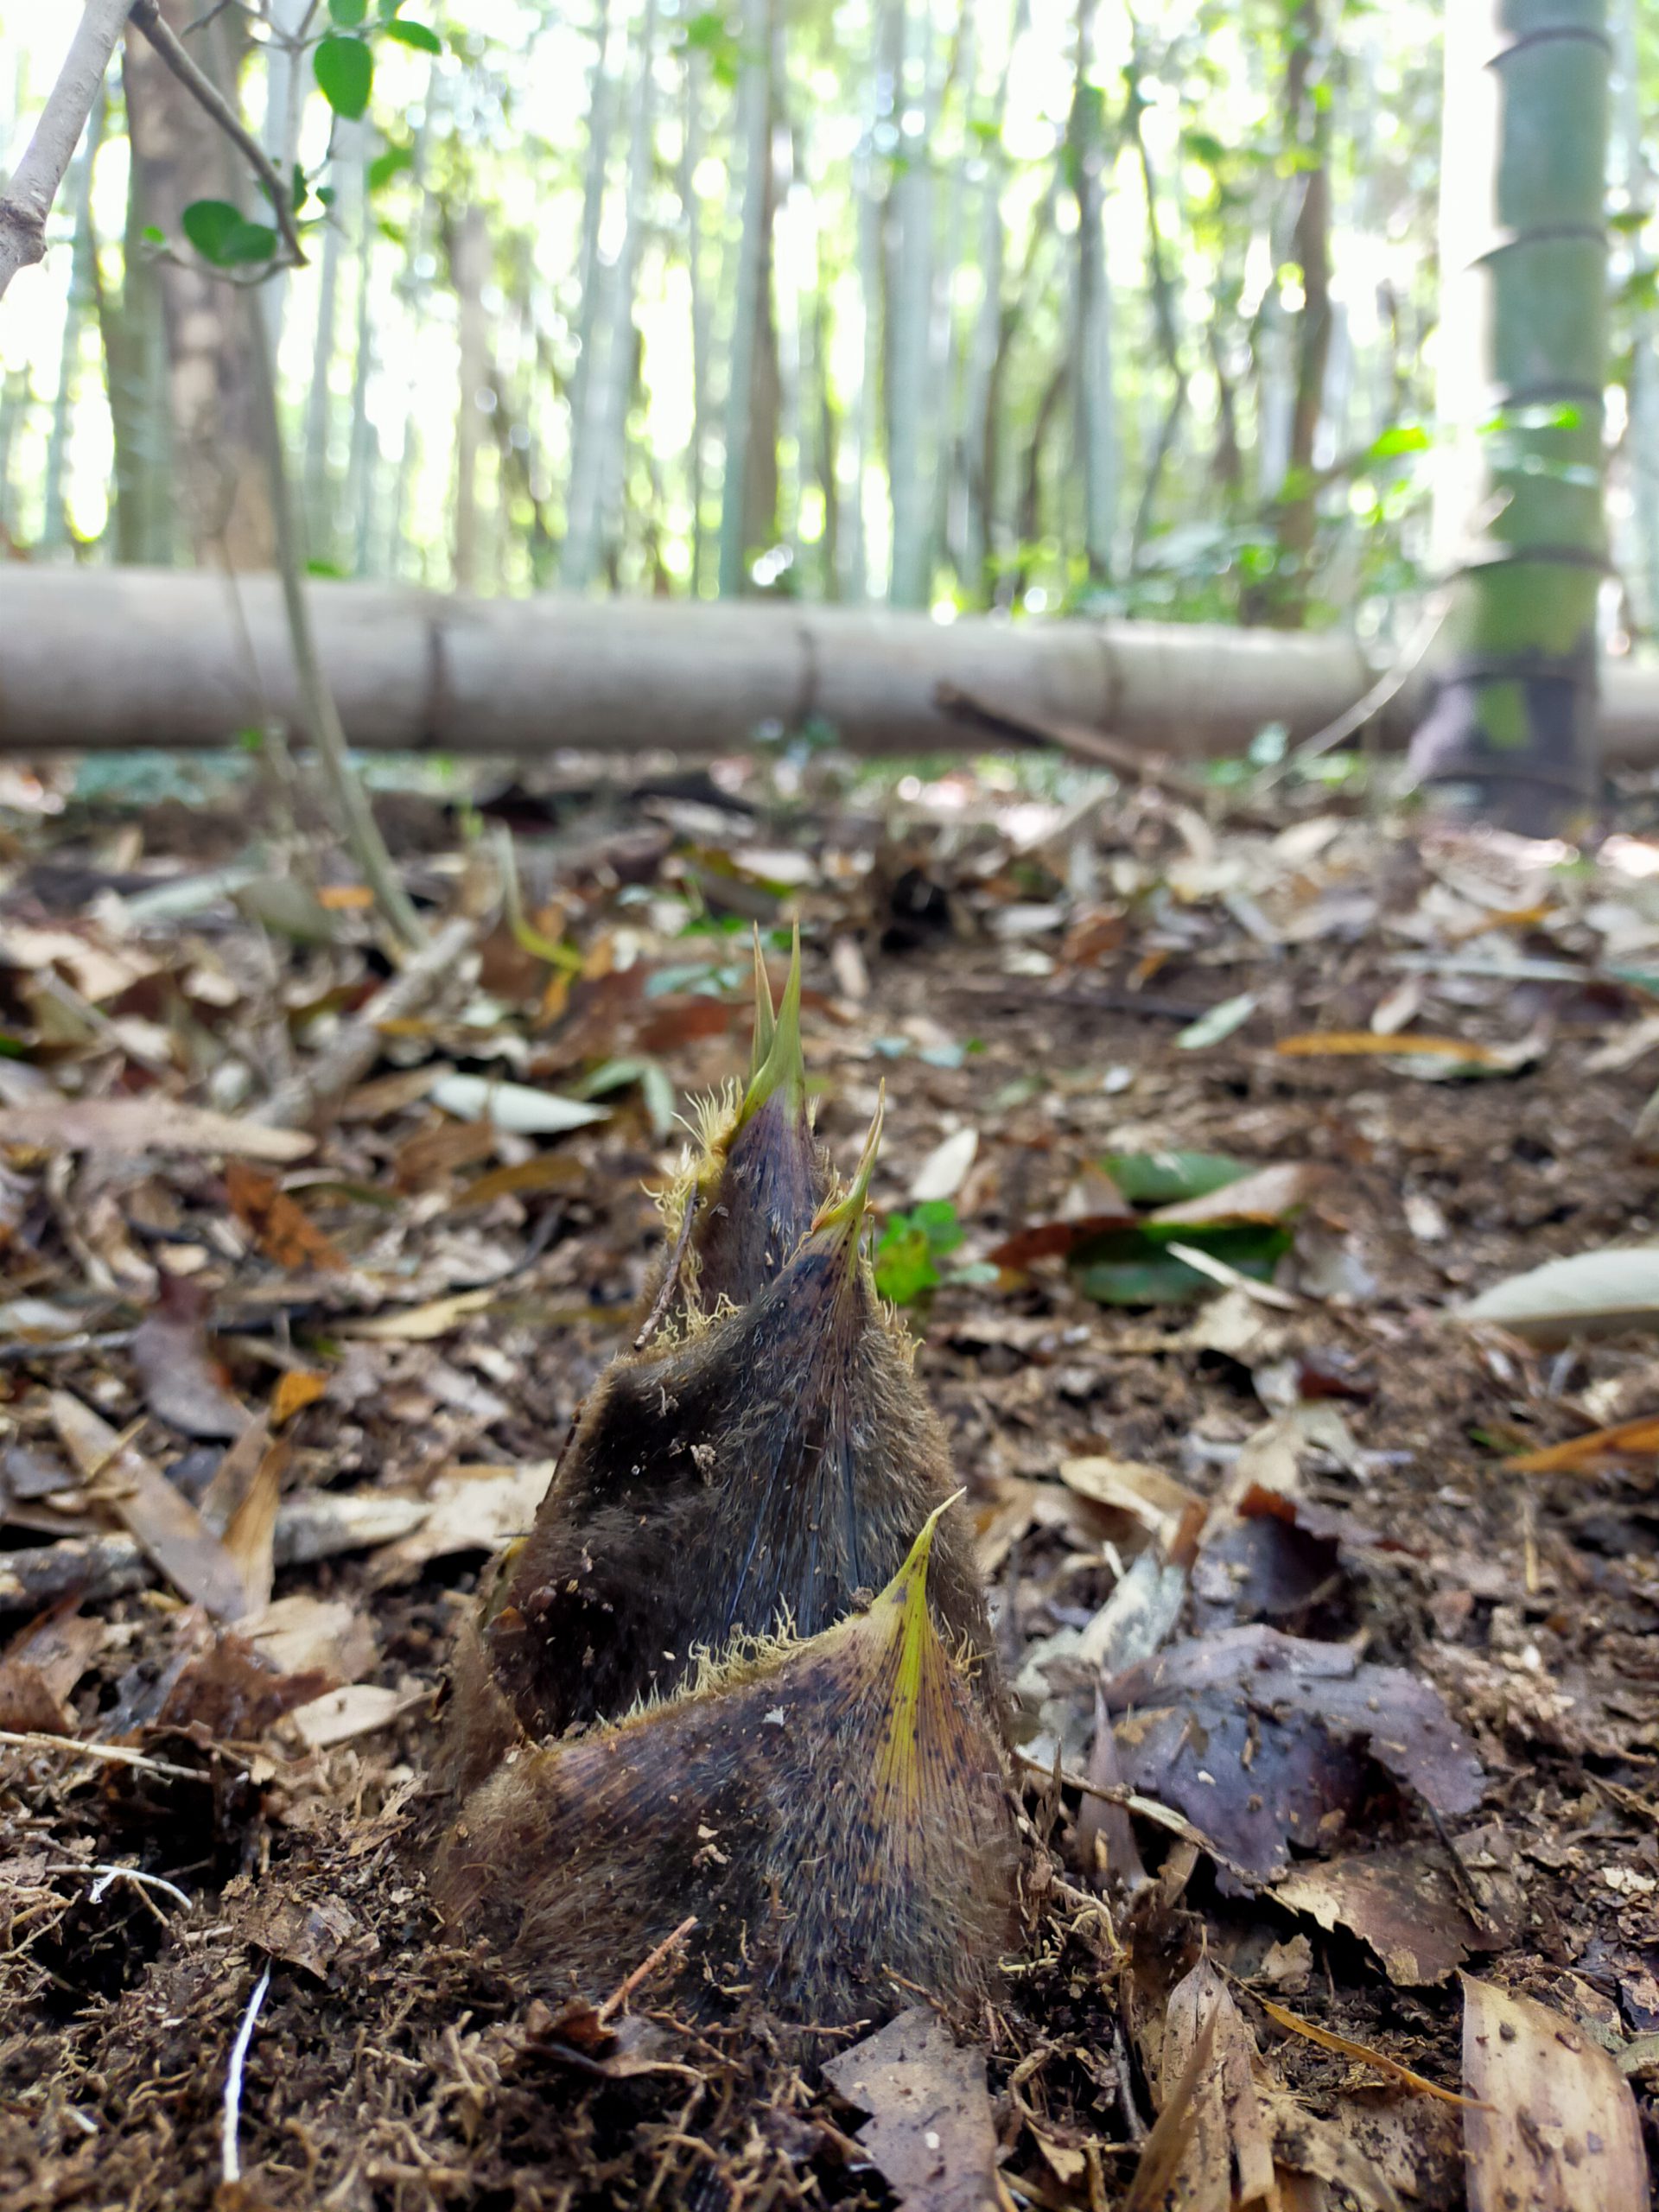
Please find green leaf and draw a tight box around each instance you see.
[383,18,442,50]
[1364,423,1431,461]
[368,143,414,190]
[1070,1223,1293,1306]
[315,34,373,118]
[222,220,278,263]
[181,199,245,264]
[328,0,368,21]
[1103,1152,1247,1207]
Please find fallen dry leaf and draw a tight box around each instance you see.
[0,1099,314,1161]
[243,1593,375,1684]
[443,1151,587,1212]
[1141,1959,1275,2211]
[48,1389,250,1621]
[225,1161,346,1273]
[1461,1974,1647,2212]
[129,1275,248,1440]
[1122,1999,1220,2212]
[0,1605,103,1732]
[152,1623,334,1740]
[368,1461,554,1584]
[289,1681,426,1750]
[909,1126,978,1203]
[270,1370,330,1427]
[1274,1845,1499,1986]
[1148,1160,1332,1225]
[823,2007,1001,2212]
[393,1114,499,1192]
[1457,1246,1659,1344]
[219,1436,287,1617]
[1503,1411,1659,1471]
[1274,1033,1520,1065]
[338,1287,499,1342]
[1107,1626,1483,1882]
[1058,1453,1203,1548]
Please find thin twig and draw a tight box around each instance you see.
[0,0,134,302]
[244,304,425,948]
[1290,596,1447,765]
[0,1728,215,1783]
[221,1961,273,2186]
[596,1916,698,2022]
[128,0,307,269]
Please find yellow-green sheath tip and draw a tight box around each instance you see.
[810,1084,884,1248]
[749,925,776,1077]
[736,922,804,1129]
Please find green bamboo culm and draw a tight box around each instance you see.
[1411,0,1611,831]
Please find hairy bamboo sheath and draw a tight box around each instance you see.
[435,1504,1018,2026]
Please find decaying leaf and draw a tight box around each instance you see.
[0,1605,103,1732]
[219,1434,286,1617]
[1106,1626,1483,1883]
[1130,1959,1275,2212]
[243,1593,375,1684]
[1147,1160,1332,1226]
[823,2007,1001,2212]
[232,1890,367,1980]
[1058,1453,1204,1550]
[1255,1991,1483,2107]
[48,1389,250,1621]
[0,1099,314,1162]
[270,1370,330,1427]
[1274,1844,1501,1985]
[368,1460,553,1584]
[1461,1974,1648,2212]
[289,1681,426,1749]
[129,1274,248,1440]
[225,1161,347,1273]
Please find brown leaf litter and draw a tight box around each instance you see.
[0,756,1656,2209]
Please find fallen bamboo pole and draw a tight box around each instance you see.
[3,564,1657,765]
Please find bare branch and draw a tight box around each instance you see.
[0,0,135,304]
[128,0,308,270]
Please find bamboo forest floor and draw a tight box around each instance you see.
[0,747,1656,2210]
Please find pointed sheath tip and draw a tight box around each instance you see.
[749,925,776,1078]
[867,1488,967,1808]
[884,1487,964,1607]
[736,923,804,1129]
[809,1083,884,1246]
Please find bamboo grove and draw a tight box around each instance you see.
[0,0,1656,648]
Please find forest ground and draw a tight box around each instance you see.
[0,746,1656,2211]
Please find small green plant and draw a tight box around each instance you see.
[873,1201,966,1306]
